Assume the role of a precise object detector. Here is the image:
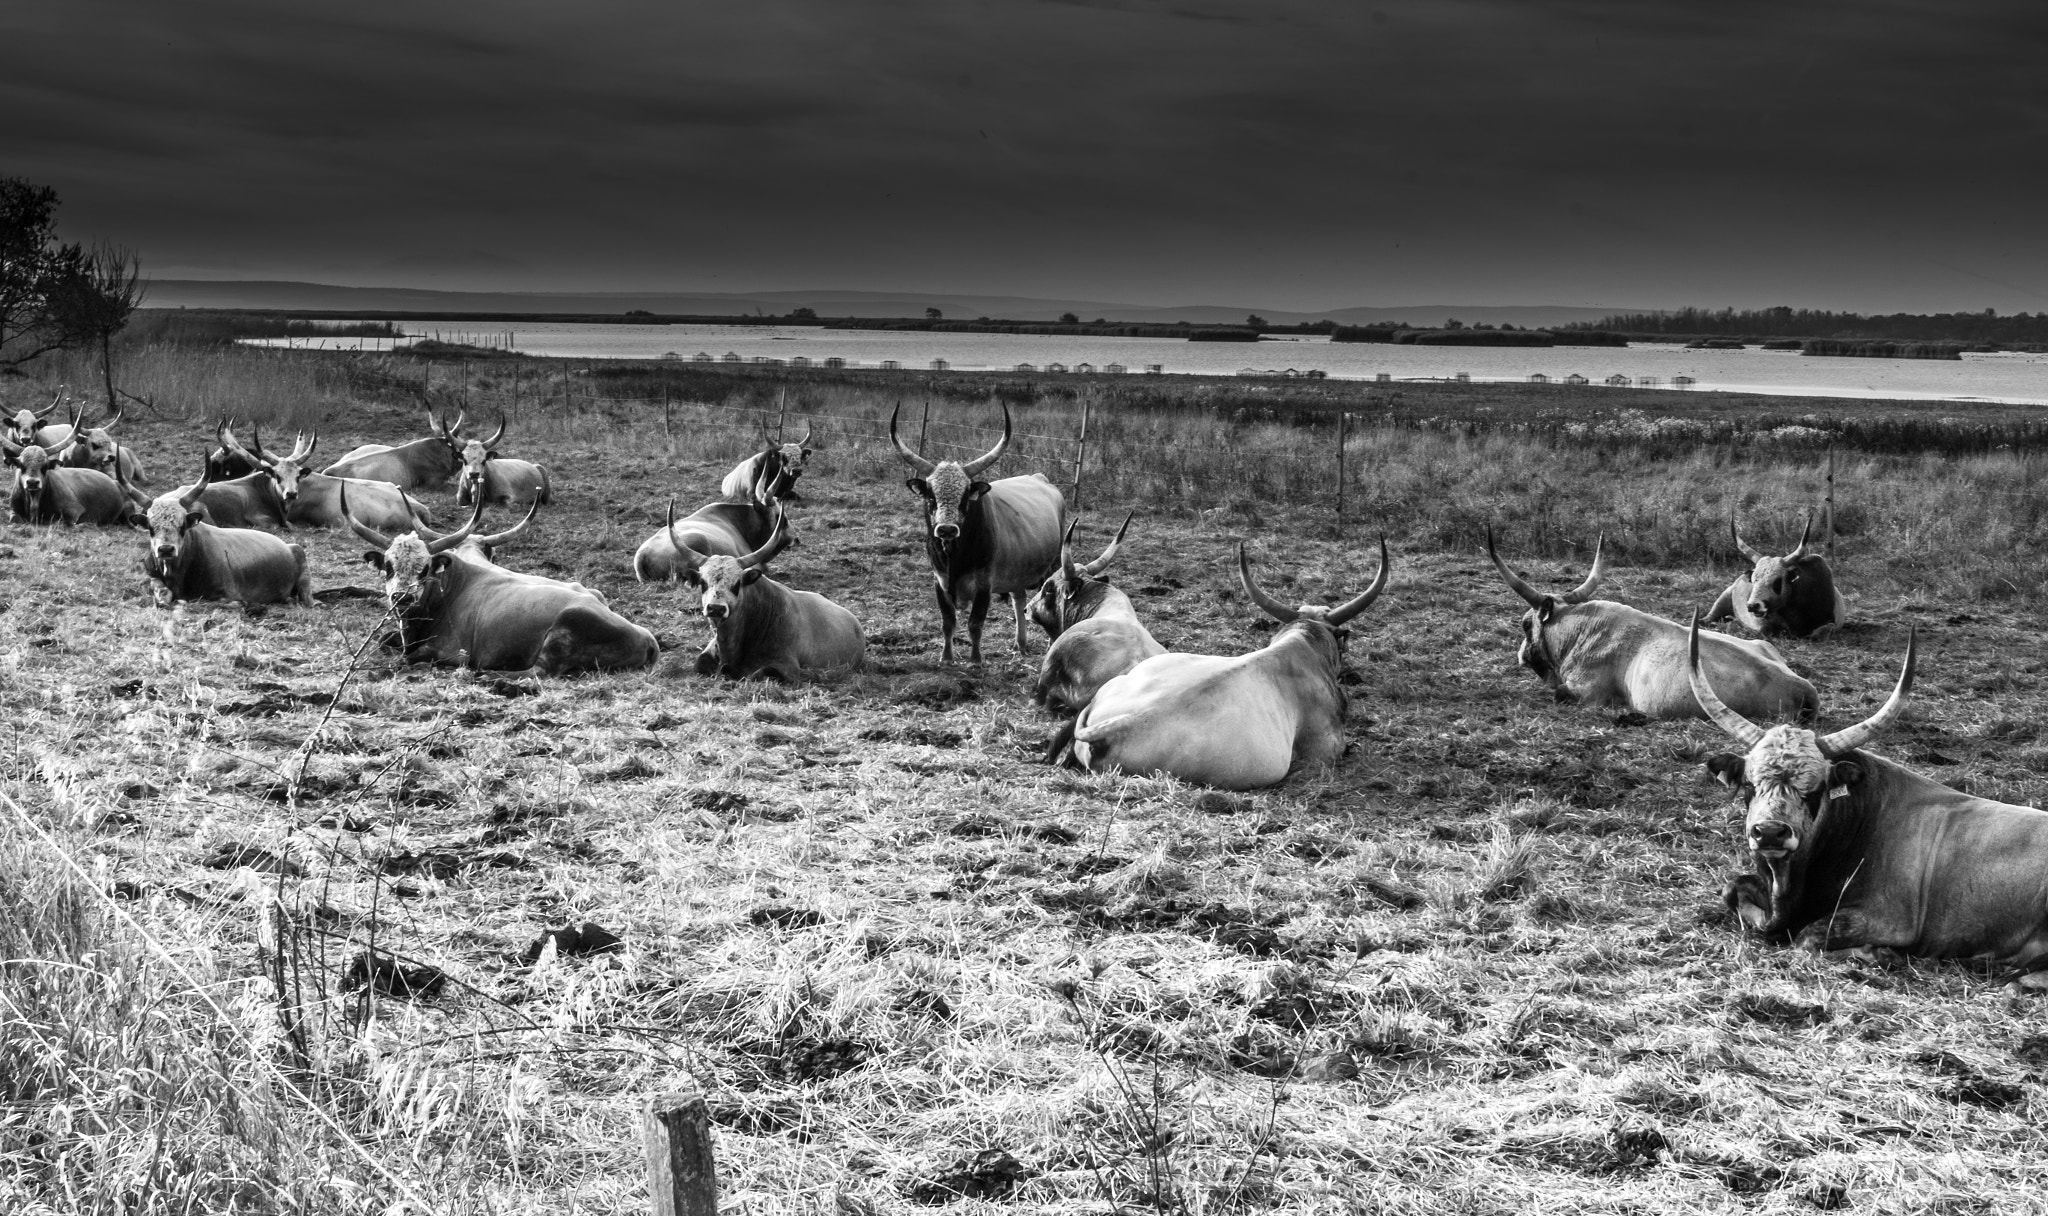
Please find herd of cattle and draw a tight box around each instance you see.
[6,389,2045,992]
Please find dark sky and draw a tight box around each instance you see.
[6,0,2047,312]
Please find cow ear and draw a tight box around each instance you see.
[740,568,765,586]
[1828,760,1864,788]
[1536,595,1558,624]
[905,477,927,495]
[360,550,385,569]
[1704,753,1747,787]
[967,480,992,500]
[429,555,453,576]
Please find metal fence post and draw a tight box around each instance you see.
[917,394,932,458]
[562,364,571,414]
[777,387,788,440]
[643,1088,717,1216]
[1073,389,1093,512]
[1335,409,1348,531]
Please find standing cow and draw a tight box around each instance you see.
[1489,527,1819,722]
[1028,513,1164,713]
[1688,617,2048,992]
[720,422,813,501]
[890,402,1064,663]
[1053,540,1389,790]
[142,469,311,607]
[1708,510,1847,639]
[664,507,865,681]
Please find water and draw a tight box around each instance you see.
[243,322,2048,406]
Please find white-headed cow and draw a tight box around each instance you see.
[4,427,133,526]
[220,420,433,533]
[1028,513,1165,713]
[1489,527,1819,723]
[664,505,865,681]
[1689,617,2048,993]
[320,409,468,490]
[344,488,659,676]
[142,467,311,608]
[890,402,1065,663]
[720,422,813,502]
[6,390,72,448]
[455,416,552,508]
[1053,540,1389,790]
[1707,510,1847,640]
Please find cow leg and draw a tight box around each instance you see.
[967,587,993,665]
[1009,592,1030,657]
[2007,969,2048,997]
[933,579,957,663]
[696,640,721,676]
[1722,873,1775,934]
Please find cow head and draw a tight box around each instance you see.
[1238,537,1390,658]
[458,416,507,501]
[1030,512,1133,639]
[763,421,813,497]
[5,390,63,446]
[1690,612,1914,882]
[65,402,123,474]
[890,402,1010,553]
[664,496,792,621]
[221,420,317,503]
[1732,513,1838,634]
[1487,528,1608,681]
[145,467,213,566]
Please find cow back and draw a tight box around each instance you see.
[951,475,1064,595]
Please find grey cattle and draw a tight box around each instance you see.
[664,505,865,681]
[456,417,553,508]
[1489,528,1818,722]
[345,489,659,676]
[1054,540,1389,790]
[219,421,432,533]
[56,401,148,485]
[1028,513,1164,713]
[1689,618,2048,993]
[320,409,467,490]
[633,468,783,582]
[4,431,133,525]
[142,471,310,607]
[890,402,1065,663]
[1707,510,1847,639]
[720,422,812,501]
[5,390,71,448]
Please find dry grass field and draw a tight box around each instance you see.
[3,349,2045,1214]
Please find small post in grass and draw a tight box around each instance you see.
[663,380,674,457]
[1335,409,1348,531]
[776,387,788,440]
[917,394,933,458]
[1073,388,1092,512]
[643,1087,717,1216]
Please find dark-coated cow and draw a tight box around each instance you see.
[321,409,468,490]
[142,471,311,607]
[1052,540,1389,790]
[664,507,865,681]
[344,488,659,676]
[4,431,134,525]
[1028,513,1164,713]
[57,402,148,485]
[1688,617,2048,993]
[1489,528,1818,723]
[890,402,1065,663]
[456,417,553,508]
[220,421,433,533]
[633,474,783,583]
[1708,511,1847,639]
[720,422,813,501]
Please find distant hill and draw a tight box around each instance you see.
[142,280,1635,330]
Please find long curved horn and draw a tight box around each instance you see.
[178,461,212,509]
[1238,542,1298,623]
[474,500,538,550]
[1060,518,1082,584]
[217,418,258,466]
[888,402,935,477]
[1326,535,1393,625]
[798,420,812,448]
[1081,512,1134,578]
[1687,611,1766,748]
[1486,525,1545,608]
[426,496,485,555]
[481,415,506,450]
[33,391,59,421]
[1731,518,1764,563]
[244,421,278,470]
[337,481,391,550]
[426,407,444,438]
[664,497,709,572]
[289,429,317,463]
[961,402,1012,478]
[1786,510,1813,561]
[402,495,449,543]
[98,402,124,433]
[1817,628,1918,758]
[44,400,81,455]
[738,508,793,570]
[448,410,467,438]
[1558,533,1607,605]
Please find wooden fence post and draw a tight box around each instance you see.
[1073,389,1093,512]
[1823,445,1836,555]
[511,363,520,421]
[777,387,788,440]
[461,359,469,410]
[562,364,571,414]
[1335,410,1348,531]
[917,395,932,458]
[643,1088,717,1216]
[663,381,674,457]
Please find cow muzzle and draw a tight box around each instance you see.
[703,604,729,621]
[933,523,959,541]
[1748,820,1797,858]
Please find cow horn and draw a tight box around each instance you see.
[1731,519,1764,563]
[1238,542,1298,624]
[482,415,506,450]
[798,420,813,448]
[402,496,451,543]
[426,407,444,437]
[178,461,211,509]
[739,507,793,570]
[1558,533,1607,605]
[99,402,124,433]
[244,421,278,470]
[1687,610,1766,748]
[1786,510,1813,561]
[44,399,81,455]
[289,429,317,463]
[336,481,392,550]
[426,496,485,555]
[962,402,1011,478]
[0,435,21,463]
[448,410,467,438]
[1486,525,1546,608]
[33,391,59,421]
[1081,511,1134,578]
[1327,535,1393,625]
[1817,628,1918,758]
[1060,518,1082,584]
[888,402,935,477]
[474,500,538,550]
[664,496,709,572]
[217,418,259,466]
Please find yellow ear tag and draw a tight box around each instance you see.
[1827,785,1848,801]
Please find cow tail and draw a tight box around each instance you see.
[1042,715,1081,768]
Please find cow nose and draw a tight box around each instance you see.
[934,524,959,540]
[703,604,728,620]
[1746,601,1768,616]
[1750,821,1795,851]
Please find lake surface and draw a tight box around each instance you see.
[245,322,2048,406]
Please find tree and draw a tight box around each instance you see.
[1245,314,1267,329]
[45,242,146,415]
[1058,312,1080,325]
[924,307,943,321]
[791,306,818,320]
[0,177,84,368]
